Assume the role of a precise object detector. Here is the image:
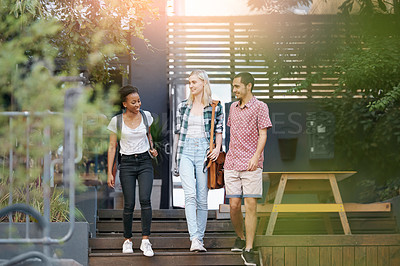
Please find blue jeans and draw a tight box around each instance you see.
[179,137,209,242]
[119,152,154,238]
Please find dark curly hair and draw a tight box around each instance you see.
[119,85,139,103]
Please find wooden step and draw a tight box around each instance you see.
[95,232,237,238]
[96,220,234,233]
[92,209,253,265]
[98,209,217,220]
[96,216,396,235]
[90,236,237,252]
[89,251,249,266]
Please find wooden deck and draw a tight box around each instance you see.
[255,234,400,266]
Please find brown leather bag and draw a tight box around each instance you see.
[206,100,225,189]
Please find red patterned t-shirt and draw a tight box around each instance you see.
[225,96,272,171]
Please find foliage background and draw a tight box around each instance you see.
[0,0,157,220]
[246,0,400,14]
[293,15,400,201]
[249,0,400,201]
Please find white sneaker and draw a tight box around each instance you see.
[190,238,207,252]
[122,239,133,254]
[140,239,154,257]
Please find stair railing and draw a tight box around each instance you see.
[0,80,84,265]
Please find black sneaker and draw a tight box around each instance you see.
[241,249,257,266]
[231,237,245,252]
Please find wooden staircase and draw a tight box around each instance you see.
[89,209,250,265]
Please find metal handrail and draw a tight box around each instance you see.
[0,87,82,260]
[0,251,52,266]
[0,204,47,229]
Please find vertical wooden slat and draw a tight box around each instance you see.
[297,247,308,266]
[273,247,285,266]
[355,247,366,266]
[256,243,399,266]
[260,247,273,266]
[366,246,377,266]
[308,247,320,266]
[332,247,343,266]
[285,247,296,266]
[320,247,332,266]
[389,246,400,266]
[343,247,355,266]
[377,246,389,266]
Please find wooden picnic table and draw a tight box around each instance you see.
[219,171,392,235]
[259,171,357,235]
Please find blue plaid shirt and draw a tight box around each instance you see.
[175,100,224,169]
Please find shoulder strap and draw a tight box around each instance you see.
[113,114,123,169]
[140,110,149,134]
[140,110,153,150]
[209,100,220,152]
[207,100,219,168]
[116,114,122,142]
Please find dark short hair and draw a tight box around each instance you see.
[119,85,139,103]
[234,72,254,91]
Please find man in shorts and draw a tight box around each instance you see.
[225,72,272,266]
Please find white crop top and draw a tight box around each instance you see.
[186,114,205,138]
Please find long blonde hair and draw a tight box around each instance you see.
[187,70,212,106]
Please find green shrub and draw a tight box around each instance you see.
[0,180,84,223]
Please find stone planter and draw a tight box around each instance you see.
[0,222,89,266]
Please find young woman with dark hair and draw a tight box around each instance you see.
[107,85,158,256]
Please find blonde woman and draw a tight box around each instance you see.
[174,70,224,251]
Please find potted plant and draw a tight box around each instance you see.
[0,177,89,265]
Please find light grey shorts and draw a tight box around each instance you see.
[224,168,263,198]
